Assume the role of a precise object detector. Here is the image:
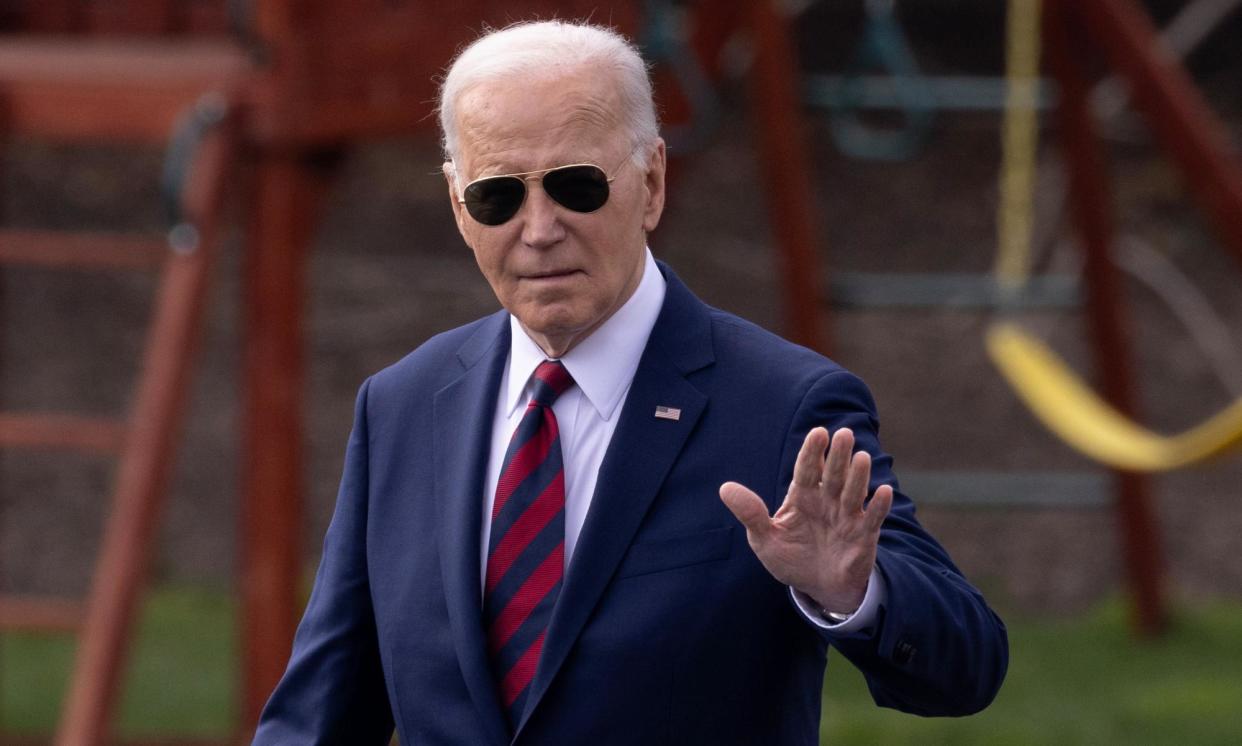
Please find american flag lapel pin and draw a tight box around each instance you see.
[654,405,681,421]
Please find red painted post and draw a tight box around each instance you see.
[748,0,829,354]
[55,103,239,745]
[1045,0,1166,638]
[239,149,335,731]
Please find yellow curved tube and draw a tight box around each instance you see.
[986,322,1242,471]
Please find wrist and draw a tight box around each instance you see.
[805,589,862,619]
[804,576,866,618]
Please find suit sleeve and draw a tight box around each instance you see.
[780,370,1009,716]
[252,378,396,744]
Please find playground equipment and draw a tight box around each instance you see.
[0,1,828,741]
[798,0,1239,638]
[805,0,1056,162]
[982,0,1242,636]
[0,40,245,746]
[991,0,1242,475]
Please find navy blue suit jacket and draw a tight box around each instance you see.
[254,263,1007,744]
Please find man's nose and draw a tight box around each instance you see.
[520,182,566,248]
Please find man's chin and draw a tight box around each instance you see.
[513,309,598,356]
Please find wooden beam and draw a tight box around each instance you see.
[239,149,336,731]
[747,0,828,354]
[0,596,84,632]
[0,413,126,454]
[0,230,166,271]
[0,39,247,142]
[1078,0,1242,269]
[1046,0,1167,638]
[85,0,177,35]
[54,102,240,746]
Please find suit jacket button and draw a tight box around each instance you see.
[893,639,917,666]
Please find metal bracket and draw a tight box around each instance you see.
[160,93,230,254]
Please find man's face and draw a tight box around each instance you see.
[446,67,666,357]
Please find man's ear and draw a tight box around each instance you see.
[444,161,470,240]
[641,138,667,234]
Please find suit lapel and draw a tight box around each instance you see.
[433,312,511,746]
[517,266,715,735]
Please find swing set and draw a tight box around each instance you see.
[800,0,1242,637]
[989,0,1242,472]
[984,0,1242,637]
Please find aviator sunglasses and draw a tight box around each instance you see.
[457,148,638,226]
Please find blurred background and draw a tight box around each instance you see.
[2,0,1241,743]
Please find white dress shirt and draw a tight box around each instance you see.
[480,249,884,632]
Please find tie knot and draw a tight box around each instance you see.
[530,360,574,407]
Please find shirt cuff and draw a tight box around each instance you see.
[790,566,886,632]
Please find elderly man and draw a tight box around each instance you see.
[255,20,1007,745]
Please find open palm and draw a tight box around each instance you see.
[720,427,893,614]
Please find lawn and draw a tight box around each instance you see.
[0,586,236,740]
[3,588,1241,744]
[820,600,1242,744]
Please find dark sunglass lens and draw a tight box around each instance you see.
[464,177,526,225]
[543,165,610,213]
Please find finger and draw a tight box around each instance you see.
[791,427,829,489]
[720,481,773,542]
[864,484,894,533]
[822,427,854,501]
[840,448,872,516]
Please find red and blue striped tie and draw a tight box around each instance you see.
[485,360,574,727]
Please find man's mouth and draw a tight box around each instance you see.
[525,269,579,279]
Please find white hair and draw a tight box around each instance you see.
[438,20,659,174]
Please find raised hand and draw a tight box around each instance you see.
[719,427,893,614]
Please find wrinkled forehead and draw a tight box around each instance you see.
[453,69,627,174]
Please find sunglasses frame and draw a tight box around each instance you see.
[455,146,640,226]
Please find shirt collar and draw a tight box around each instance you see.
[506,248,666,420]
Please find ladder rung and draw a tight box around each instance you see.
[900,470,1110,508]
[0,413,126,454]
[830,272,1083,310]
[806,74,1058,112]
[0,595,84,632]
[0,229,167,270]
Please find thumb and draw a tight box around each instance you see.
[719,481,772,541]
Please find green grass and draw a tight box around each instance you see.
[3,589,1242,744]
[1,585,235,739]
[821,599,1242,744]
